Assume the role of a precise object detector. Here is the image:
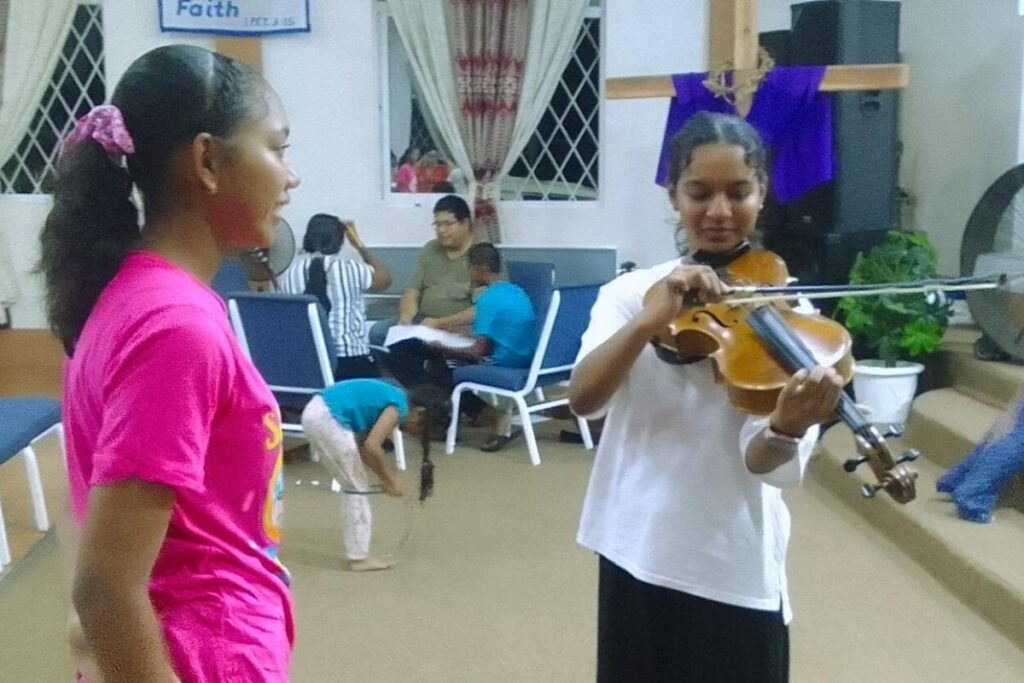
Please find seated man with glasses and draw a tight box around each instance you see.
[368,194,476,347]
[386,243,537,451]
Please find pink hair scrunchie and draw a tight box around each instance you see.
[61,104,135,160]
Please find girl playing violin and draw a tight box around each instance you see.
[568,112,845,682]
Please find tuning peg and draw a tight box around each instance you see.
[844,456,868,473]
[860,483,880,499]
[881,424,906,439]
[897,449,920,465]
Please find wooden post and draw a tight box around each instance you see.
[709,0,758,71]
[214,37,263,72]
[708,0,759,114]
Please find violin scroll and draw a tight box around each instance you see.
[848,426,919,504]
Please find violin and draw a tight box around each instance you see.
[644,246,935,504]
[648,249,854,414]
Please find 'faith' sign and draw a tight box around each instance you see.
[159,0,311,36]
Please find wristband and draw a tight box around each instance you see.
[764,424,803,445]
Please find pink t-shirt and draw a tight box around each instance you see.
[396,163,418,192]
[64,251,292,681]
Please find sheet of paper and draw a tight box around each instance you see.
[384,324,475,349]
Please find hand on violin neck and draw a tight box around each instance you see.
[769,366,845,437]
[639,264,728,332]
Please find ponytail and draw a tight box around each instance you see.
[38,141,139,354]
[303,256,332,315]
[407,384,453,501]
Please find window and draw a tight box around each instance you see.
[0,3,106,195]
[501,11,600,201]
[379,2,601,201]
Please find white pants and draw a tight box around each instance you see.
[301,395,372,560]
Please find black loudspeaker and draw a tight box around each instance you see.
[759,30,792,66]
[758,0,901,286]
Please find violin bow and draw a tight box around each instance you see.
[723,273,1010,306]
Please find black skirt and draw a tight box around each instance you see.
[597,556,789,682]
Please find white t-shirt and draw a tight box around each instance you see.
[574,257,818,623]
[281,254,375,358]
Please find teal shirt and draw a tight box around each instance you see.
[321,379,408,434]
[472,282,537,367]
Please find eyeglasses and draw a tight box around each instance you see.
[431,219,461,229]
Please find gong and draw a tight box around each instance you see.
[961,164,1024,361]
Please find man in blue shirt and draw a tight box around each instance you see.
[392,243,538,451]
[435,243,538,450]
[429,242,537,367]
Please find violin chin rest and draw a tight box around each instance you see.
[651,342,705,366]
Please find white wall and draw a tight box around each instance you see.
[758,0,795,31]
[0,197,52,329]
[899,0,1024,273]
[4,0,1022,327]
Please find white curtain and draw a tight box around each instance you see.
[0,239,16,309]
[498,0,589,180]
[385,0,474,188]
[0,0,77,165]
[0,0,77,308]
[388,0,588,236]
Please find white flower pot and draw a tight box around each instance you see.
[852,360,925,427]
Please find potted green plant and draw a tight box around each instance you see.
[834,230,953,426]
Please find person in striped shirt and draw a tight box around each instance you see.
[281,214,392,379]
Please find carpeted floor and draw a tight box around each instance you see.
[3,426,1024,681]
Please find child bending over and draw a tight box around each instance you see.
[301,379,449,571]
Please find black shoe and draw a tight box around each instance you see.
[558,429,600,446]
[480,429,522,453]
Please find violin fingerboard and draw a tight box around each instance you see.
[746,306,870,432]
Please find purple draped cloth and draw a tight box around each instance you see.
[656,66,832,204]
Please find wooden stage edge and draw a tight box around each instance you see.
[0,329,64,398]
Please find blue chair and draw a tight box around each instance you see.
[444,284,600,465]
[506,261,555,318]
[505,260,555,372]
[227,293,406,470]
[210,258,250,301]
[0,398,60,568]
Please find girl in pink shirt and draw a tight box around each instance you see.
[395,147,421,192]
[39,45,299,682]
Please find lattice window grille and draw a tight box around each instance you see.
[502,14,600,202]
[408,94,441,157]
[0,3,105,195]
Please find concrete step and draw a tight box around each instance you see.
[934,349,1024,412]
[903,388,1004,471]
[814,424,1024,652]
[933,326,1024,411]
